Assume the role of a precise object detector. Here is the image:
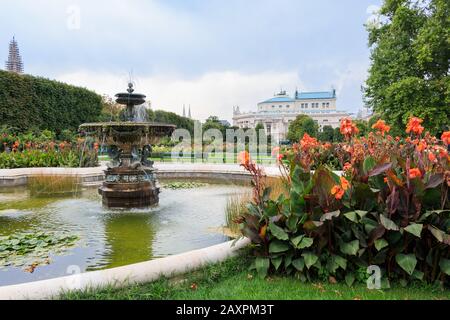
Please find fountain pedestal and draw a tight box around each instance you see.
[100,167,160,208]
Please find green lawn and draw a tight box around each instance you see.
[60,256,449,300]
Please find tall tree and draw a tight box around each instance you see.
[364,0,449,135]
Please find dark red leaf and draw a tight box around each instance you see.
[368,163,392,177]
[425,174,444,189]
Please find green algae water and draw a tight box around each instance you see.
[0,180,249,286]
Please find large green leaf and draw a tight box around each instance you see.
[255,257,270,278]
[363,156,376,175]
[404,223,423,238]
[291,235,314,249]
[344,211,358,223]
[380,215,399,231]
[395,254,417,275]
[271,257,283,271]
[269,240,289,253]
[269,222,289,241]
[345,273,355,287]
[439,258,450,276]
[292,258,305,271]
[340,240,359,256]
[301,252,318,269]
[374,239,388,251]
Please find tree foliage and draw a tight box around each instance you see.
[287,115,319,142]
[147,109,195,134]
[365,0,450,135]
[0,70,102,134]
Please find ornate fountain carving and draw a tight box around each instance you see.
[80,83,175,208]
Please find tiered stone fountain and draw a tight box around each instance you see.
[80,83,175,208]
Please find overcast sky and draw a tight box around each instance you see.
[0,0,382,122]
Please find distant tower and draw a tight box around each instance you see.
[5,37,24,74]
[183,104,186,117]
[188,105,191,118]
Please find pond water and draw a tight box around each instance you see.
[0,179,250,286]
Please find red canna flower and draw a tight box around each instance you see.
[340,177,350,191]
[441,131,450,145]
[428,152,436,162]
[416,140,427,152]
[331,185,345,200]
[300,133,319,151]
[238,151,250,166]
[406,116,424,135]
[323,142,332,149]
[371,119,390,136]
[340,118,359,138]
[409,168,422,179]
[343,162,352,172]
[277,153,284,162]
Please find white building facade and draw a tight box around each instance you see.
[232,90,350,143]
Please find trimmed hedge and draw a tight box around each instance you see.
[0,70,102,133]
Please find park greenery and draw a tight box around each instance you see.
[61,255,449,300]
[0,70,102,134]
[238,117,450,286]
[364,0,449,135]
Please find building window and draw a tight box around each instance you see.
[272,105,275,108]
[286,105,290,108]
[279,105,282,108]
[305,103,308,108]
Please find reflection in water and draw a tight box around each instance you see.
[0,180,250,286]
[100,213,155,269]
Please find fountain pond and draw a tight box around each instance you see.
[0,178,250,286]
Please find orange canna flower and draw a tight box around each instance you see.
[384,177,388,183]
[271,146,280,157]
[59,142,65,150]
[340,118,359,138]
[323,142,332,149]
[428,152,436,162]
[238,151,250,165]
[331,185,345,200]
[277,153,284,162]
[300,133,319,151]
[343,162,352,172]
[441,131,450,145]
[416,140,427,152]
[371,119,390,136]
[406,116,424,135]
[409,168,422,179]
[340,176,350,191]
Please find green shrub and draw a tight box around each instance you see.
[0,70,102,134]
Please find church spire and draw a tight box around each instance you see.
[5,36,24,74]
[188,105,191,118]
[183,104,186,117]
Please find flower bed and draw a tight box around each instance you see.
[238,117,449,286]
[0,137,98,168]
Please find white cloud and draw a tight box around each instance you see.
[56,70,303,122]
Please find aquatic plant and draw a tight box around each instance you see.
[0,231,79,272]
[28,175,81,196]
[162,181,209,189]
